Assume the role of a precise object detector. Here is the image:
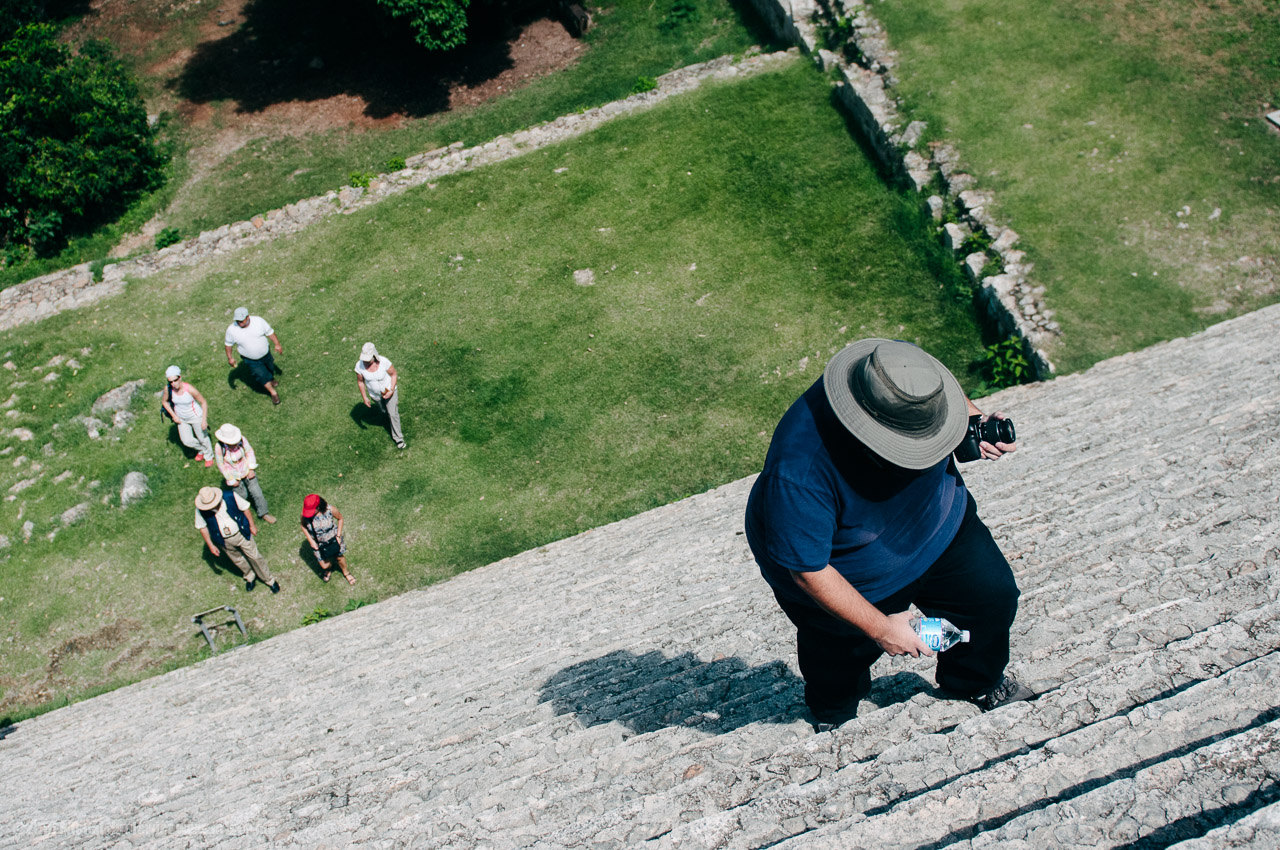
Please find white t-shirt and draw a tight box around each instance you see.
[194,492,253,538]
[355,356,394,396]
[225,316,274,360]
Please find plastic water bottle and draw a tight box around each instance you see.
[912,617,970,652]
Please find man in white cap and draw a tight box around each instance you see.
[194,486,279,592]
[745,339,1028,731]
[355,342,404,449]
[225,306,283,404]
[213,422,275,523]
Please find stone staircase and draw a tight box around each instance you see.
[3,305,1279,848]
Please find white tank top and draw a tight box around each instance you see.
[170,384,202,420]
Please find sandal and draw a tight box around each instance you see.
[322,570,332,582]
[346,574,356,586]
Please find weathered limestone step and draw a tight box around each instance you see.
[1168,800,1280,849]
[530,599,1280,848]
[765,685,1280,850]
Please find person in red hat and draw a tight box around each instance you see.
[300,494,353,584]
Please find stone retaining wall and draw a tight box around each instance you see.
[0,50,792,334]
[743,0,1057,379]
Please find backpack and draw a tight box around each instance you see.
[160,382,175,422]
[160,384,175,422]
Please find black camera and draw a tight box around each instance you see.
[954,414,1016,463]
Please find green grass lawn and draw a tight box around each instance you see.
[0,59,987,721]
[872,0,1280,373]
[0,0,773,290]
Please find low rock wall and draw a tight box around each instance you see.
[744,0,1057,378]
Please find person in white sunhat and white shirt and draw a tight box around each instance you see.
[213,423,276,524]
[355,342,405,449]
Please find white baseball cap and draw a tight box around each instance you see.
[360,342,378,361]
[165,365,181,379]
[233,307,249,322]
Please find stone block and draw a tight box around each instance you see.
[943,222,969,253]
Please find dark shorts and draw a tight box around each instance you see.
[243,353,276,387]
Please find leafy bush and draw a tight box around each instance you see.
[385,156,407,171]
[983,336,1032,389]
[349,171,375,188]
[659,0,701,34]
[344,597,375,611]
[0,25,166,257]
[301,607,333,625]
[373,0,471,51]
[154,227,181,250]
[631,75,658,95]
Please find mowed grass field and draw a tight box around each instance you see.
[0,60,986,720]
[874,0,1280,373]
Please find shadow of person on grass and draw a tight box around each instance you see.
[170,0,558,119]
[226,361,279,399]
[298,541,328,582]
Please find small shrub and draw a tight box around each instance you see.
[343,596,375,612]
[960,230,993,255]
[385,157,407,172]
[631,75,658,95]
[349,171,375,188]
[983,336,1033,389]
[301,607,333,625]
[980,255,1003,280]
[154,227,181,250]
[88,258,107,282]
[659,0,700,34]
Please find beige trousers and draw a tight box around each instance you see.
[222,532,273,583]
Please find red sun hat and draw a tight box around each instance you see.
[301,494,321,518]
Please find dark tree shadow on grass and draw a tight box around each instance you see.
[170,0,561,119]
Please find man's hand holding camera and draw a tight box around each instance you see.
[956,401,1017,463]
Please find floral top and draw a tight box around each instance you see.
[305,508,346,557]
[215,438,258,486]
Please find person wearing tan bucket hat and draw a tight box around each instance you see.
[194,486,279,593]
[745,339,1029,730]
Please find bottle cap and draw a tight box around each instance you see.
[960,630,971,642]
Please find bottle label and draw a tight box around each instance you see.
[918,618,945,652]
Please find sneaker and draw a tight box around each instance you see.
[396,442,407,450]
[262,514,277,524]
[245,578,255,591]
[968,676,1034,711]
[204,458,214,468]
[270,580,281,594]
[194,453,204,461]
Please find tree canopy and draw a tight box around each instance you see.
[0,23,166,259]
[374,0,472,52]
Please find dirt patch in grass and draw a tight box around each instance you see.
[1091,0,1270,80]
[65,0,585,254]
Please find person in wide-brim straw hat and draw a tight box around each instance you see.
[744,339,1029,730]
[193,486,279,593]
[212,423,276,524]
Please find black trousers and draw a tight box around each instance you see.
[773,494,1020,724]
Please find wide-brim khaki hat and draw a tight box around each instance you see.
[823,339,968,470]
[195,486,223,511]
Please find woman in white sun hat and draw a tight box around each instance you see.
[161,365,214,467]
[213,423,276,524]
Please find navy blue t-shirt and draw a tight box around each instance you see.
[745,377,967,605]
